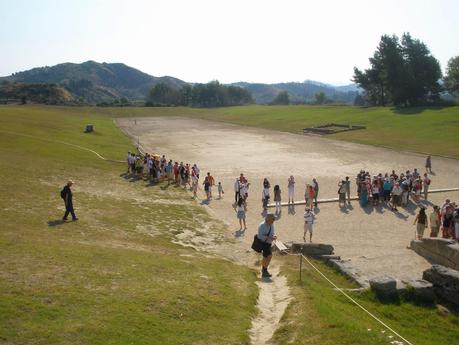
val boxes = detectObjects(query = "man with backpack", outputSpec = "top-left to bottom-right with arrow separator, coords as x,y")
61,180 -> 78,221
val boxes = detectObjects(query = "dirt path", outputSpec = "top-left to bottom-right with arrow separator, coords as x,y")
116,116 -> 459,343
249,265 -> 291,345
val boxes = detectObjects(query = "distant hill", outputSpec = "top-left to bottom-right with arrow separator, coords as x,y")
232,81 -> 359,104
0,61 -> 186,103
0,82 -> 75,105
0,61 -> 360,105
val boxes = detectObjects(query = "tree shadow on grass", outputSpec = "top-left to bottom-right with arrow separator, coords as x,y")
391,105 -> 448,115
47,219 -> 66,227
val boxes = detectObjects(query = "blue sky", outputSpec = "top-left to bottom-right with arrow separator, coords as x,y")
1,0 -> 458,85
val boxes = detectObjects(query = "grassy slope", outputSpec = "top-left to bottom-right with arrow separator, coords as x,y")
0,106 -> 257,344
1,105 -> 458,345
34,104 -> 459,158
272,256 -> 459,345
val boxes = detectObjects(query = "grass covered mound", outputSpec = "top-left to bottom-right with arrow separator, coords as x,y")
0,106 -> 257,344
273,256 -> 459,345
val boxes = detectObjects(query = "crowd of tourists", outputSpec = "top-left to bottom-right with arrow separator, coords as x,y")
120,151 -> 458,278
353,168 -> 431,209
126,151 -> 221,200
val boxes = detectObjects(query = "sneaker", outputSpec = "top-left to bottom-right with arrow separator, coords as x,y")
262,269 -> 272,278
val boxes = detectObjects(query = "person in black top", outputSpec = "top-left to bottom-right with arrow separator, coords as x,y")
62,180 -> 78,221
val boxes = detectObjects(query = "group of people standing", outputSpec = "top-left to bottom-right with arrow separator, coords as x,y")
355,168 -> 431,210
413,199 -> 459,241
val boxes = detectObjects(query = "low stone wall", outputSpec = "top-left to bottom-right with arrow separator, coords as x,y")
423,265 -> 459,307
410,238 -> 459,270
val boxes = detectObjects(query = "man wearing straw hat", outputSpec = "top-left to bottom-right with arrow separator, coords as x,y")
61,180 -> 78,221
257,213 -> 277,278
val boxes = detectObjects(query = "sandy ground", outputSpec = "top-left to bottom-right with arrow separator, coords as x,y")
117,116 -> 459,282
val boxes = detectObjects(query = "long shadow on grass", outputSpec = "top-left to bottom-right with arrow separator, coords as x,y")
392,106 -> 449,115
47,220 -> 67,227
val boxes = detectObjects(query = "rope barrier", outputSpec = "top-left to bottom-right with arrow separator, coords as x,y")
290,252 -> 414,345
0,130 -> 125,163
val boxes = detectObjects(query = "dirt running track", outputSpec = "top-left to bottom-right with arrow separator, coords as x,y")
117,116 -> 459,282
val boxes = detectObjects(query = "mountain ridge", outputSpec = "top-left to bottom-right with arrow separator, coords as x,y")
0,61 -> 359,104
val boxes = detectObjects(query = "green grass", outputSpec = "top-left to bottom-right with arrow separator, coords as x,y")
1,104 -> 458,344
3,104 -> 457,158
272,256 -> 459,345
0,106 -> 258,344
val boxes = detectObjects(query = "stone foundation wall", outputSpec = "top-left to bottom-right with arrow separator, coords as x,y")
410,238 -> 459,270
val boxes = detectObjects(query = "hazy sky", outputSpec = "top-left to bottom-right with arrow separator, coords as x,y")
1,0 -> 458,85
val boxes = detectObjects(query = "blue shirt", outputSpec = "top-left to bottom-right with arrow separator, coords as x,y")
257,222 -> 275,244
165,164 -> 172,173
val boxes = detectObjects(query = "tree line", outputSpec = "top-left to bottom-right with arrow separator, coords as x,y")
146,81 -> 253,107
353,33 -> 459,106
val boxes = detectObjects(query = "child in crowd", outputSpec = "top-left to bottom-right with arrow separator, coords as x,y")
218,182 -> 224,199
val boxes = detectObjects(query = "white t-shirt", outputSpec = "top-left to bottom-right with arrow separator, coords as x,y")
304,211 -> 314,224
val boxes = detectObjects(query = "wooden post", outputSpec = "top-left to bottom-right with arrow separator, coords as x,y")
299,254 -> 303,282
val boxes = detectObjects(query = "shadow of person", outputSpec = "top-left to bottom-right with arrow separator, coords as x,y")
288,204 -> 296,215
47,219 -> 66,227
395,211 -> 409,221
340,206 -> 349,214
261,209 -> 268,217
261,276 -> 273,283
200,199 -> 210,205
430,171 -> 436,176
234,229 -> 246,238
275,211 -> 282,220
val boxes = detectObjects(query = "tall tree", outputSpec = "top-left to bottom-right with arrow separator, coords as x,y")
271,91 -> 290,105
353,33 -> 442,106
444,56 -> 459,97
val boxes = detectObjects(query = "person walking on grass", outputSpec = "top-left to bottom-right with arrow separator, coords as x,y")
413,207 -> 428,240
287,175 -> 295,204
273,185 -> 282,214
236,198 -> 247,231
257,214 -> 277,278
61,180 -> 78,221
303,207 -> 315,242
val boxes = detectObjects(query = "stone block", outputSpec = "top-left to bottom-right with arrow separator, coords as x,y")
410,238 -> 459,270
423,265 -> 459,307
403,279 -> 435,303
291,242 -> 334,257
369,276 -> 397,298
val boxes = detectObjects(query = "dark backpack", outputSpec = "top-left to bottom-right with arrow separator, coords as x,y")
60,187 -> 66,199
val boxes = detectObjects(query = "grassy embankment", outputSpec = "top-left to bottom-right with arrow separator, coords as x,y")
88,104 -> 459,158
272,256 -> 459,345
1,105 -> 458,345
0,106 -> 258,344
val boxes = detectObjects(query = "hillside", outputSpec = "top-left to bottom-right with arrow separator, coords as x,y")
0,61 -> 186,103
0,82 -> 75,105
0,61 -> 360,104
233,81 -> 359,104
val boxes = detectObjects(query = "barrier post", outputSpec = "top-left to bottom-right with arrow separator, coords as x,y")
299,254 -> 303,282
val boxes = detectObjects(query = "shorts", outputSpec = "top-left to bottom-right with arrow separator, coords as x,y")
261,242 -> 272,258
237,210 -> 246,220
416,223 -> 426,236
339,193 -> 346,202
304,223 -> 313,233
